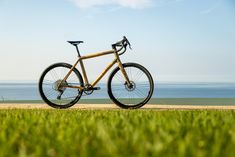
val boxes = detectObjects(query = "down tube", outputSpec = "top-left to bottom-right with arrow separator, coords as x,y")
92,59 -> 117,87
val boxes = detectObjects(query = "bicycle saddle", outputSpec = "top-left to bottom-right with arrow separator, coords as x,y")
67,41 -> 84,46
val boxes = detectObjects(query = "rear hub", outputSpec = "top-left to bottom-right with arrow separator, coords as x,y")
53,80 -> 67,91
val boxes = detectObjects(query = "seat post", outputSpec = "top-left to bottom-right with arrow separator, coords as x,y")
75,45 -> 81,57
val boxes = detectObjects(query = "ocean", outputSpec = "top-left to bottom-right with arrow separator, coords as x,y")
0,82 -> 235,101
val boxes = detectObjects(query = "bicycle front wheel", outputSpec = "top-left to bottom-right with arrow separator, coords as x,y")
39,63 -> 84,109
107,63 -> 154,109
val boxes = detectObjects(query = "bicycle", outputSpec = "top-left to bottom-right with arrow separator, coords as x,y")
39,36 -> 154,109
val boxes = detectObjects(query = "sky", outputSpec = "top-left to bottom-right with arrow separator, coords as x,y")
0,0 -> 235,83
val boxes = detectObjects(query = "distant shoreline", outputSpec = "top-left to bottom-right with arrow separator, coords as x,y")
1,81 -> 235,84
1,98 -> 235,106
1,82 -> 235,100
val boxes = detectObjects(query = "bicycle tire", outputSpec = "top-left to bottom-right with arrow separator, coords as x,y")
107,63 -> 154,109
39,63 -> 84,109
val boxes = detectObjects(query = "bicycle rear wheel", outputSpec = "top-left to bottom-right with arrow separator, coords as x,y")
107,63 -> 154,109
39,63 -> 84,109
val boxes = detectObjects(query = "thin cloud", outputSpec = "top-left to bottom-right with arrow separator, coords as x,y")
70,0 -> 154,9
200,0 -> 222,14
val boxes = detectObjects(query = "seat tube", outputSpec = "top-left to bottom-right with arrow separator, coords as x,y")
79,58 -> 89,84
75,45 -> 88,84
114,52 -> 131,85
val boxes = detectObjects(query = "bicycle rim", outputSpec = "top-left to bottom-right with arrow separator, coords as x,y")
39,63 -> 83,108
108,63 -> 154,109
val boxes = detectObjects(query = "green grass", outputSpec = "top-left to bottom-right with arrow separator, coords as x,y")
1,98 -> 235,106
149,98 -> 235,106
0,110 -> 235,157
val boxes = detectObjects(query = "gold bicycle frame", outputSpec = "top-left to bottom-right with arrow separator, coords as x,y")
62,49 -> 131,90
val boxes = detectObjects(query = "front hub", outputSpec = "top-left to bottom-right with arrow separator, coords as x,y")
125,81 -> 136,92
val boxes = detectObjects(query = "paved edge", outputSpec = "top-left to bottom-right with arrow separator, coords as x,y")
0,103 -> 235,110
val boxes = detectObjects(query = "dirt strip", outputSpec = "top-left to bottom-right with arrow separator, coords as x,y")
0,104 -> 235,110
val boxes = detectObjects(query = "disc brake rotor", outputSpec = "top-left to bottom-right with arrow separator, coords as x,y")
125,81 -> 136,92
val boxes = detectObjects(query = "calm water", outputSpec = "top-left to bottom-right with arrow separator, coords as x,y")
0,82 -> 235,100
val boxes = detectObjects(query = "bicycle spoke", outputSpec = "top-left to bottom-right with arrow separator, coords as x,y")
109,64 -> 153,108
113,72 -> 125,84
39,64 -> 83,107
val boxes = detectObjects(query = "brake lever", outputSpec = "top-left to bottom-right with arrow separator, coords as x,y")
126,40 -> 132,50
123,36 -> 132,50
129,44 -> 132,50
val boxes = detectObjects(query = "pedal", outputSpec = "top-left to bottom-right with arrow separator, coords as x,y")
92,87 -> 101,90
